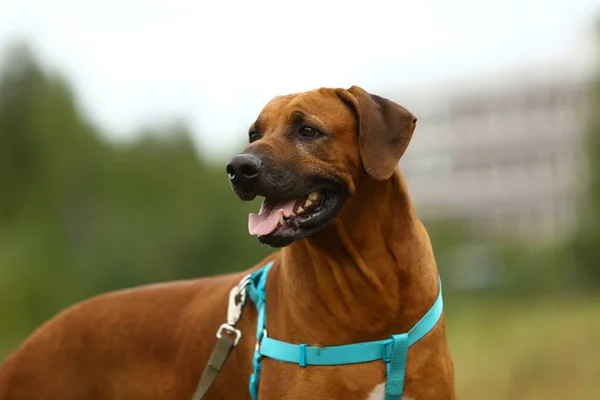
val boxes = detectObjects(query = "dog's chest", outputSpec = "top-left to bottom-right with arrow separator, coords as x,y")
366,383 -> 413,400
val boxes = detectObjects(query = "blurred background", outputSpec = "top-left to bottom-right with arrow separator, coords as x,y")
1,1 -> 600,398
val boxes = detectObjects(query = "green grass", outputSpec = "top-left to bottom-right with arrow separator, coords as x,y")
446,293 -> 600,400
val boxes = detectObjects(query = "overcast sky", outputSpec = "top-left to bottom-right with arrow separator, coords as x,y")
1,0 -> 599,160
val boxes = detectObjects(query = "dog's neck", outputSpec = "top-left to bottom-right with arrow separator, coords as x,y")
271,169 -> 440,344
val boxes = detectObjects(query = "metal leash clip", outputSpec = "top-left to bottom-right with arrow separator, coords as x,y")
216,274 -> 252,346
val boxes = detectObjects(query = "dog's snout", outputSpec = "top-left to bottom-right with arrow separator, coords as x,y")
226,154 -> 262,182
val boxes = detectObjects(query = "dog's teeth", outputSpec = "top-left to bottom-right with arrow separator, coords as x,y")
297,207 -> 305,214
304,199 -> 313,208
279,215 -> 285,225
308,191 -> 319,201
290,212 -> 296,217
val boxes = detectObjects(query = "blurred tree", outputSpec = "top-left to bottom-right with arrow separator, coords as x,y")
570,29 -> 600,287
0,44 -> 271,358
571,132 -> 600,280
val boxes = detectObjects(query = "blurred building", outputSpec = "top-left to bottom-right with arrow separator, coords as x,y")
392,62 -> 593,243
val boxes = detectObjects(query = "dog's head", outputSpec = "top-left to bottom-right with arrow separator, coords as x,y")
226,86 -> 417,247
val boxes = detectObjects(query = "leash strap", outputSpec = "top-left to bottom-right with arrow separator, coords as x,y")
192,268 -> 261,400
191,335 -> 236,400
191,262 -> 274,400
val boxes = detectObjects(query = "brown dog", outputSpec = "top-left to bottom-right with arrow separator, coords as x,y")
0,86 -> 455,399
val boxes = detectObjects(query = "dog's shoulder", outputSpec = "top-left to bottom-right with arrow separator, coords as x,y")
0,272 -> 245,395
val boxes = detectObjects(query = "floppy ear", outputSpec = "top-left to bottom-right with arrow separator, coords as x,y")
337,86 -> 417,180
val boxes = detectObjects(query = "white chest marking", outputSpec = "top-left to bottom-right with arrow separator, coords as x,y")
366,383 -> 385,400
366,383 -> 413,400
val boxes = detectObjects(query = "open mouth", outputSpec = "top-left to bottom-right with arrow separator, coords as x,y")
248,187 -> 345,247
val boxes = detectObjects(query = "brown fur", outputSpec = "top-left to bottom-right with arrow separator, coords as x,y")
0,87 -> 455,399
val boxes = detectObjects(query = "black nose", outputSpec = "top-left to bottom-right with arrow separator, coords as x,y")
226,154 -> 262,182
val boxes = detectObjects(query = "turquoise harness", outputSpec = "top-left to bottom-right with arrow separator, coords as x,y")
244,261 -> 444,400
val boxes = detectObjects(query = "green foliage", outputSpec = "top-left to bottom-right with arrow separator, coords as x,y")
0,44 -> 271,357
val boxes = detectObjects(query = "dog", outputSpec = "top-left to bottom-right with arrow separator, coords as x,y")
0,86 -> 456,399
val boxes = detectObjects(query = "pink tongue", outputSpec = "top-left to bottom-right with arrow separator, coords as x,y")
248,199 -> 297,236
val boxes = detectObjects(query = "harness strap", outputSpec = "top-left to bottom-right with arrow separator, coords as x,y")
259,278 -> 443,365
255,277 -> 443,399
384,333 -> 409,399
246,262 -> 274,400
193,261 -> 443,400
260,336 -> 395,365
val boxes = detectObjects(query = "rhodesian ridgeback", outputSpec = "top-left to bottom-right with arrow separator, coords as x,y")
0,86 -> 455,399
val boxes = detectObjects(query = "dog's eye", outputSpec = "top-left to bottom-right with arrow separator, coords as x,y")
249,131 -> 260,143
298,126 -> 322,138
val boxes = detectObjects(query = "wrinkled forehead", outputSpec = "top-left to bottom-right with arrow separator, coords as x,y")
251,88 -> 355,132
